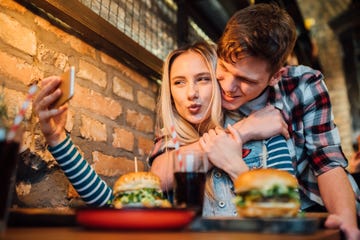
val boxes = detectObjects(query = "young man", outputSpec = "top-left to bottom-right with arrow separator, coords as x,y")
151,3 -> 359,239
214,3 -> 360,239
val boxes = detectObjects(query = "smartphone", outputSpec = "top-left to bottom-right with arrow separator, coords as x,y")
51,66 -> 75,108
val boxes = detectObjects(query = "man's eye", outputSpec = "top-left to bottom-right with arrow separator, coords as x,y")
197,77 -> 211,82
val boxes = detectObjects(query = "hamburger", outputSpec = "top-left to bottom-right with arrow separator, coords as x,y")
112,171 -> 171,208
233,169 -> 300,217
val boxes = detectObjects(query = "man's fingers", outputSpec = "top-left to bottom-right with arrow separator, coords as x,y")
324,214 -> 342,229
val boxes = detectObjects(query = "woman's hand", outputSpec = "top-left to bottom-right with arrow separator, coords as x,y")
33,76 -> 68,146
199,124 -> 248,180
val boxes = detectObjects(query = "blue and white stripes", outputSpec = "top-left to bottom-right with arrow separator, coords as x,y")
48,136 -> 113,206
266,135 -> 295,175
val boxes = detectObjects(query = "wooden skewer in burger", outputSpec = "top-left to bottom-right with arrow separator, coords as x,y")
233,169 -> 300,217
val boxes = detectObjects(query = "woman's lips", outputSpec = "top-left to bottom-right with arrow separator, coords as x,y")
188,104 -> 201,113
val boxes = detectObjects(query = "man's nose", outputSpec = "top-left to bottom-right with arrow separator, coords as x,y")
219,77 -> 237,93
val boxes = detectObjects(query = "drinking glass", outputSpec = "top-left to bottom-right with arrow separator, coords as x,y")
173,150 -> 207,214
0,129 -> 21,234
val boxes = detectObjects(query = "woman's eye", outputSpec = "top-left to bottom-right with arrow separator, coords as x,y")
173,80 -> 185,85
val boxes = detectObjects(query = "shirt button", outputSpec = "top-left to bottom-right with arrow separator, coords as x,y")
233,211 -> 238,216
218,201 -> 226,208
214,171 -> 222,178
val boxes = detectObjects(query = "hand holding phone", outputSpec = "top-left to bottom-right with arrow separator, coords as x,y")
51,66 -> 75,108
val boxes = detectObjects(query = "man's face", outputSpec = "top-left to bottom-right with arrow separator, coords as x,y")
216,56 -> 275,110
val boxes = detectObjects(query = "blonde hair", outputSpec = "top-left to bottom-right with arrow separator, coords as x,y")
155,41 -> 223,143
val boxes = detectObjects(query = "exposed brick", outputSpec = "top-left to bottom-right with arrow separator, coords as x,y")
137,90 -> 155,111
150,81 -> 160,94
79,114 -> 107,142
66,35 -> 96,59
100,52 -> 125,70
37,43 -> 69,70
78,60 -> 107,88
92,151 -> 145,177
71,84 -> 122,120
0,12 -> 36,55
0,0 -> 27,13
67,183 -> 80,199
34,16 -> 96,59
0,51 -> 40,85
112,127 -> 134,151
113,75 -> 134,101
65,108 -> 75,132
126,109 -> 153,133
100,52 -> 149,88
137,136 -> 154,156
3,88 -> 31,120
15,181 -> 31,197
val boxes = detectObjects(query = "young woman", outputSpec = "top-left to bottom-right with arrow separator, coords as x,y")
148,41 -> 294,216
34,41 -> 293,216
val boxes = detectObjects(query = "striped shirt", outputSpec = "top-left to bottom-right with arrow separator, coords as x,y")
48,136 -> 113,206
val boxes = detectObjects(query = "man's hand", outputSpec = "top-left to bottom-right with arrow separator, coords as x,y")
233,105 -> 289,143
325,214 -> 360,240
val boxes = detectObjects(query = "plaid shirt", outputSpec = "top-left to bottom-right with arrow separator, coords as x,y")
268,65 -> 360,210
148,64 -> 360,212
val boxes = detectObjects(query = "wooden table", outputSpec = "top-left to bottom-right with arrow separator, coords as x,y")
2,209 -> 342,240
2,227 -> 341,240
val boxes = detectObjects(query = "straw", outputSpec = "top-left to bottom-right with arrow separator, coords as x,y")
134,156 -> 138,172
6,84 -> 38,141
170,125 -> 180,150
170,125 -> 181,169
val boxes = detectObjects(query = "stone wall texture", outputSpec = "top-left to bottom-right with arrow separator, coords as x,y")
0,0 -> 159,208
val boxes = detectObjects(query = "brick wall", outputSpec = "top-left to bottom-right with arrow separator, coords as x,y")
0,0 -> 159,207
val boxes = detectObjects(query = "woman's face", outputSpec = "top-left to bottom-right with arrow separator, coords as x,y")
170,51 -> 213,125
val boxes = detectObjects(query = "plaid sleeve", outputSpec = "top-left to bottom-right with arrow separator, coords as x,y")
301,69 -> 347,175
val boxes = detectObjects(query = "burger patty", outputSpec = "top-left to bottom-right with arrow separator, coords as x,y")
234,185 -> 299,207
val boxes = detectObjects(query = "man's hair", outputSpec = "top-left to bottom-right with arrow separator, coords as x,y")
217,3 -> 297,74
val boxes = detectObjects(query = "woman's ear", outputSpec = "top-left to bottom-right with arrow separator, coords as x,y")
269,67 -> 286,86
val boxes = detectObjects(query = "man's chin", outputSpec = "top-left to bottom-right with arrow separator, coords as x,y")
222,100 -> 241,110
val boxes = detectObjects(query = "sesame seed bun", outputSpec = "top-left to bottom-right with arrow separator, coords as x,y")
233,169 -> 300,218
113,171 -> 161,193
234,168 -> 298,194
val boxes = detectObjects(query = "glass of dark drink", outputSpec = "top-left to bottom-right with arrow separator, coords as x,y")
0,135 -> 21,234
173,150 -> 207,215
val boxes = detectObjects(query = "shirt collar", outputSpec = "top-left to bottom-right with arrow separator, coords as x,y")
239,88 -> 269,116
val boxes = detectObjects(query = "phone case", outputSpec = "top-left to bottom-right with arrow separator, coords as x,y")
51,66 -> 75,108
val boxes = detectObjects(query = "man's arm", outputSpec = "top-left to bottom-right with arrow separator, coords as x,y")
319,167 -> 360,239
232,105 -> 289,143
